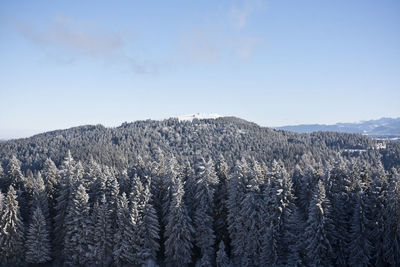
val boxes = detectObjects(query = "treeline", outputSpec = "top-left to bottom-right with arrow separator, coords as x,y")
1,151 -> 400,266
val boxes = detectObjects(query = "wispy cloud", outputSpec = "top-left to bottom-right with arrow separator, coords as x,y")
230,0 -> 265,30
17,16 -> 122,58
181,29 -> 220,64
16,16 -> 160,74
235,37 -> 261,59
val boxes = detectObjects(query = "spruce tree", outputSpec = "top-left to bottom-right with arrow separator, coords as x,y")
303,180 -> 335,266
0,186 -> 25,265
164,174 -> 194,266
348,181 -> 373,267
5,155 -> 25,191
41,158 -> 60,211
138,184 -> 160,264
54,150 -> 76,256
216,241 -> 230,267
63,184 -> 93,266
382,168 -> 400,265
92,194 -> 113,266
25,206 -> 52,264
193,156 -> 218,266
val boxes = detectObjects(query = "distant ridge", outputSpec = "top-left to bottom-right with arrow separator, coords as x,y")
176,113 -> 221,122
277,117 -> 400,138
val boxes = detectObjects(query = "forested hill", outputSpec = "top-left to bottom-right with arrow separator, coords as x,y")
1,117 -> 400,266
0,116 -> 398,172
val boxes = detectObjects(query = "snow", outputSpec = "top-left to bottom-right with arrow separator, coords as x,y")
176,113 -> 222,122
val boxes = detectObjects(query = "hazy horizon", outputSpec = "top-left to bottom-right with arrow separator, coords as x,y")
1,0 -> 399,139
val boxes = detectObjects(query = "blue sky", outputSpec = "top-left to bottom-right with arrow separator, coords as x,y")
1,0 -> 399,139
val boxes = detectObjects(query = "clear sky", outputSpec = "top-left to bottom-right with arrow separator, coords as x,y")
1,0 -> 399,139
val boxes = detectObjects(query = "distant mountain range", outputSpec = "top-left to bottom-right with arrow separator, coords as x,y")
277,117 -> 400,138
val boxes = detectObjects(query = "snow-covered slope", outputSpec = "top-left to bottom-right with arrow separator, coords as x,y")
176,113 -> 222,122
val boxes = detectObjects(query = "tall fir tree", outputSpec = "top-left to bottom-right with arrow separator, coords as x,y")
92,194 -> 113,266
303,180 -> 335,266
41,158 -> 60,211
382,168 -> 400,265
0,186 -> 25,265
192,156 -> 218,266
25,206 -> 52,264
348,180 -> 373,267
164,173 -> 194,266
63,183 -> 93,266
113,193 -> 139,266
216,240 -> 230,267
137,184 -> 160,265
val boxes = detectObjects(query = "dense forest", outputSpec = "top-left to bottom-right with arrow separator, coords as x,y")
0,117 -> 400,266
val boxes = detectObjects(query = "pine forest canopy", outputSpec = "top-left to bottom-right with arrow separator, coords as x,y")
0,116 -> 399,266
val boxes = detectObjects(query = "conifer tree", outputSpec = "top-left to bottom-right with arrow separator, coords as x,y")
137,184 -> 160,264
193,156 -> 218,266
63,183 -> 93,266
41,158 -> 60,210
303,180 -> 335,266
113,193 -> 139,266
5,155 -> 25,191
92,194 -> 113,266
216,241 -> 230,267
382,169 -> 400,265
164,174 -> 194,266
0,186 -> 25,265
348,181 -> 373,267
25,206 -> 51,264
54,150 -> 76,255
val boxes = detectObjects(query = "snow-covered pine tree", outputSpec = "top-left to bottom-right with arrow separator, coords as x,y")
113,192 -> 140,265
25,206 -> 51,264
0,164 -> 6,192
5,155 -> 25,191
303,180 -> 335,266
0,186 -> 25,265
370,163 -> 389,266
216,240 -> 230,267
137,183 -> 160,265
214,155 -> 230,247
41,158 -> 60,211
54,150 -> 76,256
348,180 -> 373,267
227,158 -> 248,264
164,173 -> 194,266
192,156 -> 218,266
382,168 -> 400,265
63,183 -> 93,266
238,159 -> 264,266
92,194 -> 113,266
32,172 -> 50,225
326,159 -> 352,266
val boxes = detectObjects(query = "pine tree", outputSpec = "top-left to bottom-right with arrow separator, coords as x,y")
216,241 -> 230,267
326,160 -> 352,266
138,184 -> 160,264
164,174 -> 194,266
0,186 -> 25,265
192,156 -> 218,266
54,150 -> 76,256
92,194 -> 113,266
5,155 -> 25,191
113,193 -> 138,266
303,180 -> 335,266
25,206 -> 52,264
348,181 -> 373,267
382,168 -> 400,265
227,158 -> 248,263
214,155 -> 230,247
32,172 -> 50,226
41,158 -> 60,211
63,184 -> 93,266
